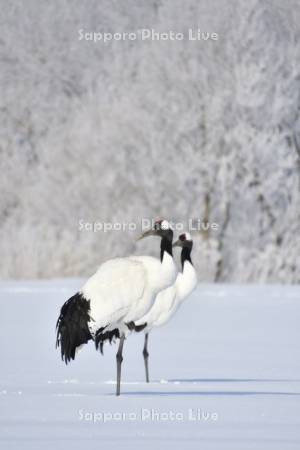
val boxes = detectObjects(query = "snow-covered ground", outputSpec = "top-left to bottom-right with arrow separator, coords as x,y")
1,281 -> 300,449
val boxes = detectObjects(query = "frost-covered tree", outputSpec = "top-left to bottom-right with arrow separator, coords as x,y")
0,0 -> 299,281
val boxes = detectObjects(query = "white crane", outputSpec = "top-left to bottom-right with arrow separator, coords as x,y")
56,219 -> 177,395
134,232 -> 197,382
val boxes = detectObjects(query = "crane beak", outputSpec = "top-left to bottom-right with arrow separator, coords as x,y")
136,229 -> 157,241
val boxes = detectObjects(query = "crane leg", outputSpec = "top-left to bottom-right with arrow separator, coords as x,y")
143,333 -> 150,383
116,334 -> 125,396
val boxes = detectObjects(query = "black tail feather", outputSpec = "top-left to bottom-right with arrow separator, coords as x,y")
94,321 -> 147,355
95,327 -> 120,354
126,321 -> 147,332
56,293 -> 92,364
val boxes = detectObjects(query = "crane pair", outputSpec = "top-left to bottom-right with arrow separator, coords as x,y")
56,219 -> 197,396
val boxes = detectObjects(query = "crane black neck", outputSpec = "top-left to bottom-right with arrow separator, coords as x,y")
160,236 -> 173,262
181,246 -> 192,269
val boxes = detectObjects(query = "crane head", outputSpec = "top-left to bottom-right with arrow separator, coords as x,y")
173,232 -> 193,248
137,219 -> 173,242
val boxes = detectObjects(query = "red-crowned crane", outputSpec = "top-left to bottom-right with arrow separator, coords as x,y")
56,219 -> 177,395
134,233 -> 197,382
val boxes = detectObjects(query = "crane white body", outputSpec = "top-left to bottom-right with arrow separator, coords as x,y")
135,260 -> 197,332
82,252 -> 177,338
